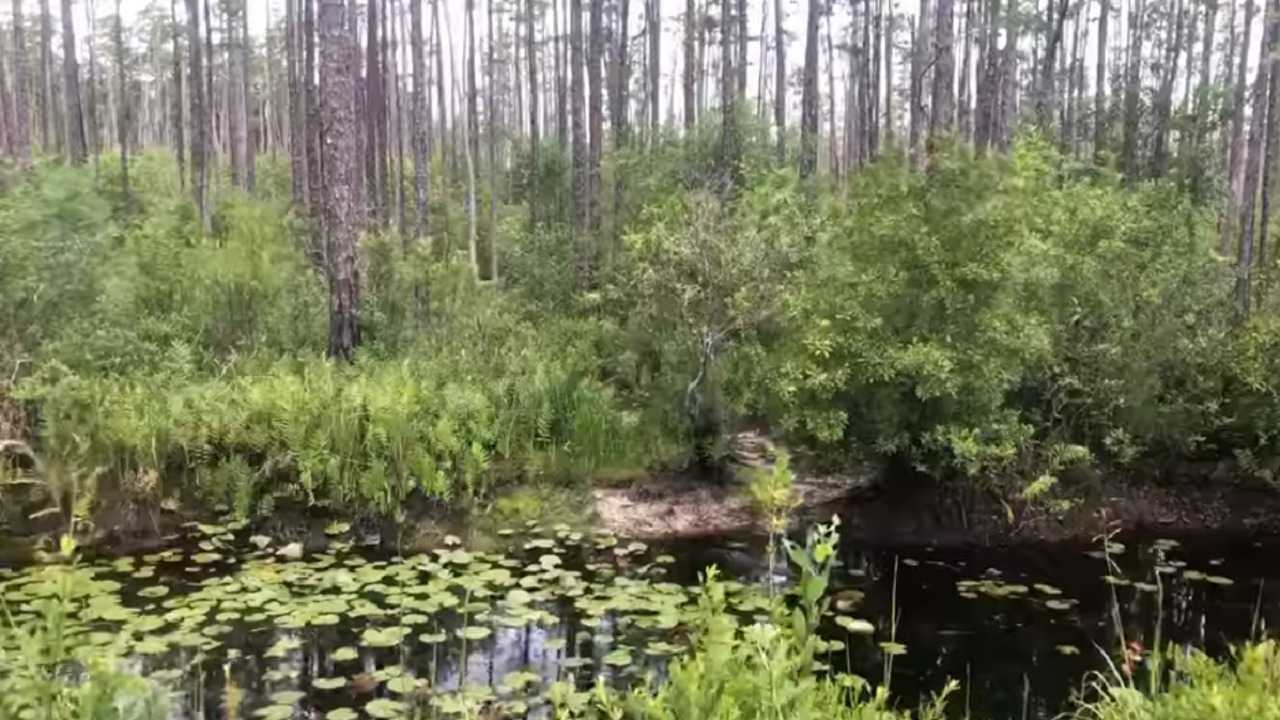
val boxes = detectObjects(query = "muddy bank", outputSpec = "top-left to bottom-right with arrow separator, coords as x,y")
592,434 -> 1280,545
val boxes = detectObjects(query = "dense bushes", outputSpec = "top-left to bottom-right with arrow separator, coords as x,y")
6,132 -> 1280,520
753,140 -> 1278,490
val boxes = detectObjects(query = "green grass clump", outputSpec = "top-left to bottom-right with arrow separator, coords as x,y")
1072,641 -> 1280,720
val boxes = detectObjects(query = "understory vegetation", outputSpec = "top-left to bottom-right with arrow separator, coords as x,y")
5,126 -> 1280,522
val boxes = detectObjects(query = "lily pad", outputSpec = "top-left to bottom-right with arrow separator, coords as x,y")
331,646 -> 359,662
603,649 -> 632,666
458,625 -> 492,641
252,705 -> 294,720
313,677 -> 347,690
270,690 -> 306,705
364,699 -> 408,719
325,710 -> 358,720
835,616 -> 875,635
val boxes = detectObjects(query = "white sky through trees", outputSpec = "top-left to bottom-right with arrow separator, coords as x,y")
8,0 -> 1272,136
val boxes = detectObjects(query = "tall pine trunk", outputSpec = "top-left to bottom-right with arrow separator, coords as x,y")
1224,0 -> 1256,254
931,0 -> 955,140
799,0 -> 819,179
61,0 -> 86,165
588,0 -> 602,237
172,0 -> 187,191
570,0 -> 587,244
114,0 -> 129,208
320,0 -> 361,360
684,0 -> 697,130
1094,0 -> 1108,162
12,0 -> 32,166
410,0 -> 429,242
185,0 -> 209,232
1238,0 -> 1279,316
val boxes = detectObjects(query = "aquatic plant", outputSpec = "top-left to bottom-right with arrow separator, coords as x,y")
0,536 -> 169,720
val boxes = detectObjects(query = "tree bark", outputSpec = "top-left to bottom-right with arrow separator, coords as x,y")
1224,0 -> 1256,254
114,0 -> 129,208
685,0 -> 697,131
588,0 -> 602,237
570,0 -> 587,241
649,0 -> 660,137
1259,8 -> 1280,275
185,0 -> 208,232
11,0 -> 32,166
38,0 -> 51,152
527,0 -> 540,166
84,0 -> 99,173
1121,0 -> 1146,183
931,0 -> 955,140
0,28 -> 13,158
60,0 -> 86,165
773,0 -> 785,160
410,0 -> 429,242
958,0 -> 973,141
320,0 -> 361,360
799,0 -> 819,179
1191,0 -> 1216,192
487,0 -> 498,280
910,0 -> 931,167
1094,0 -> 1108,162
1239,0 -> 1279,316
242,0 -> 255,191
885,4 -> 894,148
172,0 -> 187,191
1150,0 -> 1184,178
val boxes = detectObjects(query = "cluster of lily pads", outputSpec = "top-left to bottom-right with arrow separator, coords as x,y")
0,519 -> 881,719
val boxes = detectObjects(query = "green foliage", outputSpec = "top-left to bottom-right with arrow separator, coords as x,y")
0,536 -> 169,720
1072,641 -> 1280,720
549,519 -> 957,720
762,139 -> 1249,488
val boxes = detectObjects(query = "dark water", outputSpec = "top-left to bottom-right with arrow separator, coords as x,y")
2,522 -> 1277,720
674,529 -> 1280,719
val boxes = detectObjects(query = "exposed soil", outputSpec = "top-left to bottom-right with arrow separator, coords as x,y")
592,433 -> 1280,545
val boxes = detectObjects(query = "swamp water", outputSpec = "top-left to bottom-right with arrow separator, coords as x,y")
1,519 -> 1277,720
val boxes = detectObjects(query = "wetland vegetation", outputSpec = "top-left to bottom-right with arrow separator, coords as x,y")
6,0 -> 1280,715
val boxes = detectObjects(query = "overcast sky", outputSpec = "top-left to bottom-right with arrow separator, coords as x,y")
8,0 -> 1269,128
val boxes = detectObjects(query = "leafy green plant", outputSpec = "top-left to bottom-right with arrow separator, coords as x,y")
0,536 -> 169,720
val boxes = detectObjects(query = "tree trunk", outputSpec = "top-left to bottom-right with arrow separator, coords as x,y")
649,0 -> 660,137
773,0 -> 784,160
84,0 -> 99,173
588,0 -> 602,237
204,0 -> 214,167
1036,0 -> 1068,139
931,0 -> 955,140
487,0 -> 498,280
957,0 -> 973,141
114,0 -> 129,208
1191,0 -> 1216,193
60,0 -> 86,165
0,28 -> 13,158
1259,9 -> 1280,276
11,0 -> 32,166
320,0 -> 361,360
1120,0 -> 1145,183
885,4 -> 894,148
685,0 -> 697,130
910,0 -> 931,167
1224,0 -> 1256,254
527,0 -> 540,167
799,0 -> 819,179
38,0 -> 51,152
1094,0 -> 1108,162
172,0 -> 187,191
1239,0 -> 1279,316
410,0 -> 429,242
554,0 -> 567,148
570,0 -> 587,243
242,0 -> 255,192
825,8 -> 838,176
367,0 -> 384,223
185,0 -> 208,232
1150,0 -> 1184,178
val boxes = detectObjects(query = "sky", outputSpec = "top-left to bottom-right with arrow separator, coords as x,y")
9,0 -> 1271,132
